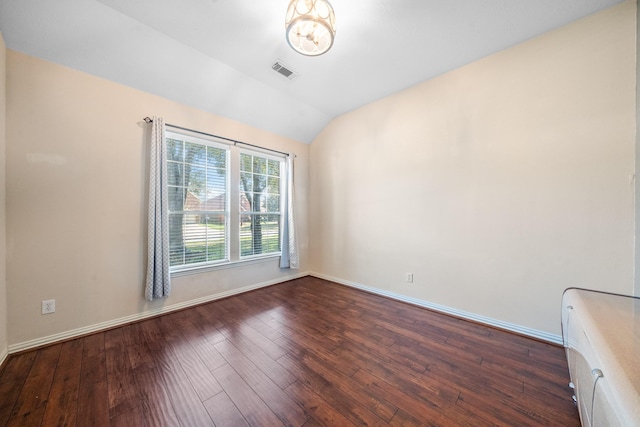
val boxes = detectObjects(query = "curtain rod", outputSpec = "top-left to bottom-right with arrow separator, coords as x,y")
143,117 -> 289,157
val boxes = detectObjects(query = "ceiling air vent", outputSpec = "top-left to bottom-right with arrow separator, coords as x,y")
271,61 -> 299,81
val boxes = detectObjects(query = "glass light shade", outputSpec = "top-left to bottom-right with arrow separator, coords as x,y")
285,0 -> 336,56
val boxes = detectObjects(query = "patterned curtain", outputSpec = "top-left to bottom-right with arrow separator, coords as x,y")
280,154 -> 299,269
145,117 -> 171,300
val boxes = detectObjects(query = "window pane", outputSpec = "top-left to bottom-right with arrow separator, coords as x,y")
267,195 -> 280,213
267,159 -> 280,177
203,192 -> 225,211
207,146 -> 226,168
167,132 -> 229,270
239,213 -> 281,256
206,168 -> 226,204
263,214 -> 281,253
240,214 -> 271,256
167,162 -> 183,186
240,215 -> 253,257
184,191 -> 201,211
205,214 -> 226,261
252,193 -> 265,212
207,168 -> 226,190
252,174 -> 267,193
240,172 -> 253,191
186,165 -> 205,201
169,213 -> 185,266
253,157 -> 266,174
185,142 -> 206,167
180,212 -> 226,263
239,152 -> 283,258
184,214 -> 207,264
267,176 -> 280,194
168,187 -> 185,212
167,138 -> 184,162
240,153 -> 252,172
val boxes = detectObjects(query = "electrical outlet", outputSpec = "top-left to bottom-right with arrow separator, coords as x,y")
42,299 -> 56,315
405,273 -> 414,283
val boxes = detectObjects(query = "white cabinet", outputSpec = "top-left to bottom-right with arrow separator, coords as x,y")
562,289 -> 639,427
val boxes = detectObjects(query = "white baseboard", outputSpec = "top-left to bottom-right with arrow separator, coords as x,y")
8,270 -> 562,354
8,271 -> 310,354
310,271 -> 563,345
0,347 -> 7,369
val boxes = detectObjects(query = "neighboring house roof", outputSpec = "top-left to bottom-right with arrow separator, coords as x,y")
183,191 -> 250,212
184,191 -> 202,211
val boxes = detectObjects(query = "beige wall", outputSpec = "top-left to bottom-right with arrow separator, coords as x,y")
5,51 -> 309,347
636,0 -> 640,298
310,1 -> 636,337
0,33 -> 8,362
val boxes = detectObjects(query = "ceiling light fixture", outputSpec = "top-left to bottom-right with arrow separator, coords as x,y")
285,0 -> 336,56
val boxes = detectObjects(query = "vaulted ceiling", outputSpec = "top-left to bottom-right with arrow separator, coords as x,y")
0,0 -> 625,143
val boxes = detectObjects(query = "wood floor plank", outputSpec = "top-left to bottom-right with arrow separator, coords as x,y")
156,354 -> 215,426
0,277 -> 580,427
77,366 -> 109,426
339,344 -> 460,416
212,363 -> 285,427
275,335 -> 358,378
390,408 -> 441,427
220,328 -> 298,389
301,418 -> 325,427
217,295 -> 285,342
277,352 -> 389,427
352,368 -> 470,427
157,314 -> 223,402
218,314 -> 288,361
138,319 -> 175,372
266,312 -> 343,353
456,390 -> 556,427
480,351 -> 570,397
77,333 -> 110,426
138,310 -> 207,413
110,405 -> 147,427
5,407 -> 46,427
187,333 -> 228,373
215,339 -> 309,426
425,360 -> 524,399
134,367 -> 181,427
341,327 -> 429,374
122,323 -> 156,374
520,382 -> 582,426
291,347 -> 398,423
190,305 -> 229,344
165,310 -> 227,373
5,344 -> 61,426
0,352 -> 37,385
105,328 -> 141,419
171,345 -> 223,402
41,339 -> 83,427
284,380 -> 357,427
0,380 -> 23,426
203,391 -> 250,427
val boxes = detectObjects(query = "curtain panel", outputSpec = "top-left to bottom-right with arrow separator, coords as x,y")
145,117 -> 171,300
280,154 -> 299,269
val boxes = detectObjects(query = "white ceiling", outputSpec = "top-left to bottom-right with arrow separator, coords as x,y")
0,0 -> 625,143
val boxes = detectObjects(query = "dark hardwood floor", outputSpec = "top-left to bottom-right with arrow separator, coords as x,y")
0,276 -> 580,426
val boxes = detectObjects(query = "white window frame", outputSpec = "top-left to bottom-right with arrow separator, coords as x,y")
166,130 -> 285,275
166,130 -> 230,273
238,149 -> 285,260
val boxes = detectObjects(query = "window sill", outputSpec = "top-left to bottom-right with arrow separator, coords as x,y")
170,254 -> 281,278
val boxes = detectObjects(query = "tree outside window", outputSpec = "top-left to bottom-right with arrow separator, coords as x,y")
239,152 -> 281,257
